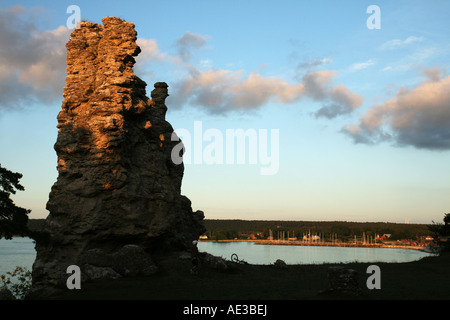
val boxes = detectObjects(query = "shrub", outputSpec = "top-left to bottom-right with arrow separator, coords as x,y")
0,266 -> 32,299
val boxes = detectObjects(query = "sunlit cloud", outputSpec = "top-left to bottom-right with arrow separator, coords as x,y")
0,8 -> 362,121
136,38 -> 167,63
134,38 -> 167,79
165,33 -> 362,116
0,6 -> 70,111
342,68 -> 450,150
170,67 -> 363,116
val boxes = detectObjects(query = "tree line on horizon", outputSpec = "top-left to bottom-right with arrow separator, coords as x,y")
203,219 -> 435,242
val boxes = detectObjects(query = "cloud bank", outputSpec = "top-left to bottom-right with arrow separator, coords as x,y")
0,7 -> 362,121
165,32 -> 362,116
343,68 -> 450,150
1,6 -> 447,153
169,66 -> 363,116
0,6 -> 70,111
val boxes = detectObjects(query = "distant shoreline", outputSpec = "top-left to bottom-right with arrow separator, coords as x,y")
199,239 -> 431,251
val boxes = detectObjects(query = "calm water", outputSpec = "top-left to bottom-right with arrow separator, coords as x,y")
198,241 -> 435,265
0,238 -> 36,275
0,238 -> 435,275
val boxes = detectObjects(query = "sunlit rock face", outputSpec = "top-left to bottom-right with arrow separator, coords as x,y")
31,17 -> 204,296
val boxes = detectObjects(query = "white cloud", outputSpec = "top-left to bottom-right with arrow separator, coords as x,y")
349,59 -> 375,72
136,38 -> 167,63
380,47 -> 437,73
380,36 -> 424,50
134,38 -> 167,79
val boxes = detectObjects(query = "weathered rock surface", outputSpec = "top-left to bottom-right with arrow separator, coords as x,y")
199,252 -> 231,272
320,266 -> 362,296
31,17 -> 205,297
273,259 -> 287,269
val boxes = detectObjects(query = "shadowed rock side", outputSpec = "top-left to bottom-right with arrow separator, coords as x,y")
31,17 -> 205,297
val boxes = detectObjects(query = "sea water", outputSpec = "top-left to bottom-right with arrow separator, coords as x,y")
198,241 -> 435,265
0,238 -> 36,275
0,238 -> 435,275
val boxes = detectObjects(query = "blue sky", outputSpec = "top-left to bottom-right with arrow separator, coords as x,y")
0,0 -> 449,224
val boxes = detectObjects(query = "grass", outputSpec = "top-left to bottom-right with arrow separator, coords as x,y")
46,250 -> 450,301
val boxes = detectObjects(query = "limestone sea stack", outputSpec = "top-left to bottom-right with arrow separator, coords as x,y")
31,17 -> 205,296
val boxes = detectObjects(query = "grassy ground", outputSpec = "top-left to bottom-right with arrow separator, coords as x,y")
49,250 -> 450,301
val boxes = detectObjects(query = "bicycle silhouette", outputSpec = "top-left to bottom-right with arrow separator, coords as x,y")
231,253 -> 248,264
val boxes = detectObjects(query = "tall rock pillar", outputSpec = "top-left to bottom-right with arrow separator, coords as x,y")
31,17 -> 204,296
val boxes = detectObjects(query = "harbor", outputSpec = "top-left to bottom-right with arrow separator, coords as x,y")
252,239 -> 426,250
200,239 -> 428,251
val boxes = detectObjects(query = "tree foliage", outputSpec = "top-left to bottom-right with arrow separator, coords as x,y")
204,219 -> 431,241
0,266 -> 32,299
0,163 -> 31,239
428,213 -> 450,241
